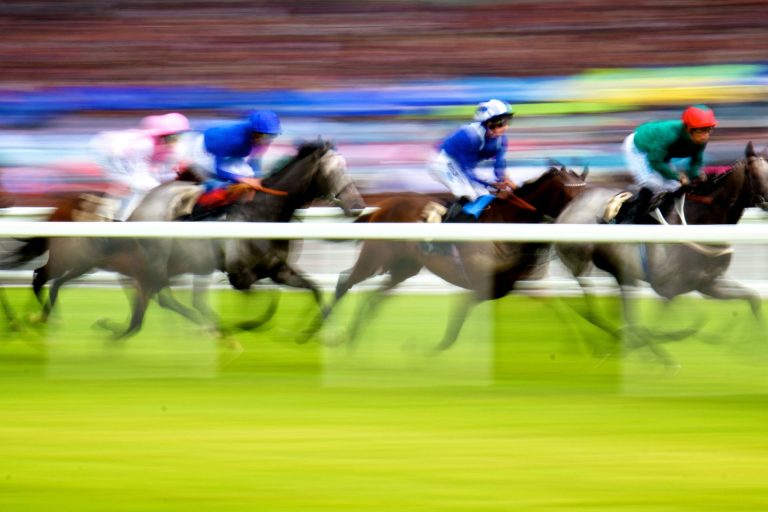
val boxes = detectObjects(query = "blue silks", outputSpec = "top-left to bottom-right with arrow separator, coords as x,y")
461,195 -> 495,218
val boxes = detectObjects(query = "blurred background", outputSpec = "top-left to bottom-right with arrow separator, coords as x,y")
3,3 -> 768,511
2,0 -> 768,199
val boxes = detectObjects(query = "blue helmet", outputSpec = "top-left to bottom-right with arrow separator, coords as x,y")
248,110 -> 282,135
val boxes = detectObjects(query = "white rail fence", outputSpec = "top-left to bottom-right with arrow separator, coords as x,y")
1,207 -> 768,295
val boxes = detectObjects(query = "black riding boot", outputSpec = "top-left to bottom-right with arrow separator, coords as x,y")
634,188 -> 670,224
608,187 -> 652,225
443,197 -> 475,223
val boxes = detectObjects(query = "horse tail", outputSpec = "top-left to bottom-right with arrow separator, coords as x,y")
2,237 -> 48,268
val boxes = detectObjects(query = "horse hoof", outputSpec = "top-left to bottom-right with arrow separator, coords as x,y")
26,312 -> 45,325
92,318 -> 122,336
313,326 -> 345,348
7,319 -> 24,333
295,330 -> 314,344
218,337 -> 243,353
663,363 -> 682,376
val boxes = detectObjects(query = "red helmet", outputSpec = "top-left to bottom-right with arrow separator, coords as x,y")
681,105 -> 717,129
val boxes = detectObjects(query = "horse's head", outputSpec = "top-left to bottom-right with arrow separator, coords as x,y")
744,141 -> 768,210
314,142 -> 367,216
263,140 -> 366,217
512,164 -> 588,220
683,142 -> 768,223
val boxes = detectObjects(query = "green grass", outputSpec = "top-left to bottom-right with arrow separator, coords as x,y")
1,287 -> 767,511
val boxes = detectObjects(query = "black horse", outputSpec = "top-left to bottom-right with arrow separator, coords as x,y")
14,141 -> 366,339
554,142 -> 768,367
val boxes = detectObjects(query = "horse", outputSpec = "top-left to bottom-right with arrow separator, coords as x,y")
327,165 -> 588,352
554,142 -> 768,367
14,141 -> 366,339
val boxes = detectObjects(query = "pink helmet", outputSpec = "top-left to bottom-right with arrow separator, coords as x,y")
141,113 -> 190,136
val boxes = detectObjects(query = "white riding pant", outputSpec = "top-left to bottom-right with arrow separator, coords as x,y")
622,133 -> 681,193
427,150 -> 491,201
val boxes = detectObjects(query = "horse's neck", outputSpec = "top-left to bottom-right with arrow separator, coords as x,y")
258,166 -> 319,222
262,152 -> 319,206
685,166 -> 747,225
516,179 -> 566,218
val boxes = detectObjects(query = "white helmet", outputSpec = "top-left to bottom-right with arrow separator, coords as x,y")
473,99 -> 513,123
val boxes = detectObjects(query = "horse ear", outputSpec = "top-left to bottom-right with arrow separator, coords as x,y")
746,141 -> 756,157
582,165 -> 590,179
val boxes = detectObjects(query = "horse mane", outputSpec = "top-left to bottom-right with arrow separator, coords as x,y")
266,140 -> 331,179
515,166 -> 562,196
689,161 -> 743,196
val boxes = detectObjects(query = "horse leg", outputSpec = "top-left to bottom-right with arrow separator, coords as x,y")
32,264 -> 49,305
430,293 -> 480,353
697,277 -> 766,342
0,287 -> 21,332
153,286 -> 212,328
235,288 -> 281,332
265,263 -> 326,343
103,279 -> 155,340
331,241 -> 390,315
345,259 -> 423,351
558,276 -> 626,358
618,285 -> 679,370
38,268 -> 83,323
189,274 -> 226,334
640,297 -> 705,344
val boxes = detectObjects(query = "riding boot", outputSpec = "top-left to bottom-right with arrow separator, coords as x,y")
423,197 -> 472,255
442,197 -> 471,223
629,187 -> 655,224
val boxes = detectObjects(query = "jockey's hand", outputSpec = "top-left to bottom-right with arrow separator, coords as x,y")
678,173 -> 690,186
239,177 -> 263,190
494,179 -> 517,192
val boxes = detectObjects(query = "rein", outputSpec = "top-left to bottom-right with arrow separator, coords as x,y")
502,192 -> 537,212
252,183 -> 288,196
684,193 -> 713,205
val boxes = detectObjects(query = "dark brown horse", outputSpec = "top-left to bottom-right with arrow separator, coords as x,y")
328,165 -> 588,352
554,142 -> 768,367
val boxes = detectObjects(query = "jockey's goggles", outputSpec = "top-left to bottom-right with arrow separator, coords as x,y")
158,133 -> 181,144
486,118 -> 510,129
253,132 -> 277,142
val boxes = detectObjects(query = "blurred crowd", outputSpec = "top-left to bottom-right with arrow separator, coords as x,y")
2,1 -> 768,90
2,1 -> 768,202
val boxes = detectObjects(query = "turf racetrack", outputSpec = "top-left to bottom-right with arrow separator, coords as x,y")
1,287 -> 767,511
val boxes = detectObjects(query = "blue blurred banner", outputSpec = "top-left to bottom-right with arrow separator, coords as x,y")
3,64 -> 767,127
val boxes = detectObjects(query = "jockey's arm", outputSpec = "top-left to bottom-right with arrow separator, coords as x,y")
686,146 -> 706,179
648,157 -> 678,181
644,145 -> 679,180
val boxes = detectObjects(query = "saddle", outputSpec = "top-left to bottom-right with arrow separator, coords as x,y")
72,193 -> 120,222
184,184 -> 257,221
604,188 -> 680,225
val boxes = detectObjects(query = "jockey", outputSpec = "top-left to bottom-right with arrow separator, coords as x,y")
176,109 -> 282,193
90,112 -> 190,220
618,104 -> 717,223
428,99 -> 515,222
